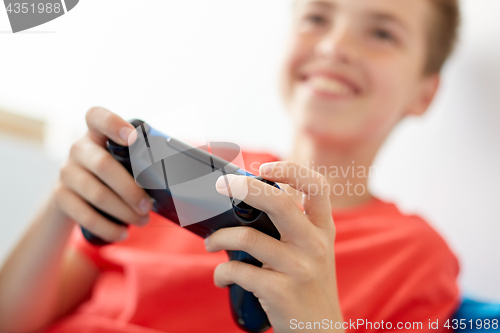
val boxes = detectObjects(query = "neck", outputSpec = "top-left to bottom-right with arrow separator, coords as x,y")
284,129 -> 380,210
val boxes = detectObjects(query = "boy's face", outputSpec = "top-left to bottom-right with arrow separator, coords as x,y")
281,0 -> 439,146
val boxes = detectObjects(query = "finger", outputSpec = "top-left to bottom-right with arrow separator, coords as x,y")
216,174 -> 312,241
213,260 -> 280,292
70,138 -> 153,216
54,183 -> 129,242
259,161 -> 333,229
61,161 -> 149,226
85,107 -> 137,146
205,227 -> 289,271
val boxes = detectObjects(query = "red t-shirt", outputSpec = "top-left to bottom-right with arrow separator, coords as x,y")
44,151 -> 460,333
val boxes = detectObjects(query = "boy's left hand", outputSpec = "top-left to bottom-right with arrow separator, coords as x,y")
205,161 -> 344,333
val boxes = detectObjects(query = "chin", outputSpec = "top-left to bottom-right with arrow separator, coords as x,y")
296,114 -> 368,148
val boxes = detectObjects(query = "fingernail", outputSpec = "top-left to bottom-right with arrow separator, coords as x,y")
216,174 -> 235,190
120,127 -> 133,142
118,230 -> 128,241
204,236 -> 210,247
138,198 -> 152,214
139,215 -> 150,226
260,162 -> 277,176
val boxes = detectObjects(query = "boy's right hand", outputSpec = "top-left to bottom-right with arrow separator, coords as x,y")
54,107 -> 153,243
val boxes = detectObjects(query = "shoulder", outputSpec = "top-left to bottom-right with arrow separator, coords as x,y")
388,200 -> 456,256
374,203 -> 461,320
335,199 -> 461,322
392,201 -> 460,278
336,198 -> 459,273
387,202 -> 456,262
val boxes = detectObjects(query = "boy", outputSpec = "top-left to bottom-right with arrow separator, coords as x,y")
0,0 -> 461,332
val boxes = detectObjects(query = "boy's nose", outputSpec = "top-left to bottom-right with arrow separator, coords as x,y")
315,23 -> 359,66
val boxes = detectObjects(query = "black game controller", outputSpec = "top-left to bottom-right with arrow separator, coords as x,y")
81,120 -> 280,333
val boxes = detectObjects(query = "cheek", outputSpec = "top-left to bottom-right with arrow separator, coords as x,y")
280,35 -> 314,105
367,57 -> 416,119
351,57 -> 417,140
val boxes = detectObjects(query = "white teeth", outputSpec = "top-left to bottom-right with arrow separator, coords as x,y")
308,76 -> 354,96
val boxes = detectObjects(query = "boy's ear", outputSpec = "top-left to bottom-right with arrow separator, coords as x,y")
406,74 -> 441,117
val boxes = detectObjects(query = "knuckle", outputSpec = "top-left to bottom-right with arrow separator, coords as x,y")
89,186 -> 108,204
80,212 -> 98,230
294,258 -> 314,282
235,227 -> 258,249
263,275 -> 287,301
59,162 -> 71,182
226,260 -> 243,276
92,152 -> 112,174
68,140 -> 82,159
274,195 -> 294,214
274,279 -> 289,300
313,244 -> 328,259
310,237 -> 330,259
101,111 -> 116,130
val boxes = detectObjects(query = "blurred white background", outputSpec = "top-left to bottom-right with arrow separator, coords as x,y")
0,0 -> 499,300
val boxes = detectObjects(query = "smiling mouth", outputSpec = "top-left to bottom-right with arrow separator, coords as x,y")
300,74 -> 360,99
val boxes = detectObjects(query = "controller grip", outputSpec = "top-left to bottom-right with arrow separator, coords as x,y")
81,206 -> 126,246
227,250 -> 271,332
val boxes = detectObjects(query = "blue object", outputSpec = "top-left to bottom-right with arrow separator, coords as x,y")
452,297 -> 500,331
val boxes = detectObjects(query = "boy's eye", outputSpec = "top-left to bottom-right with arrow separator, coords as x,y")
299,12 -> 329,28
371,28 -> 397,43
305,14 -> 328,26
